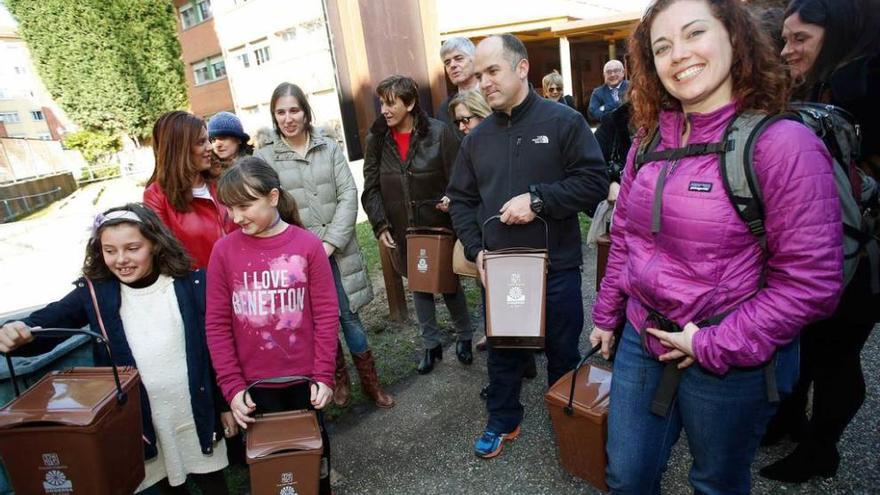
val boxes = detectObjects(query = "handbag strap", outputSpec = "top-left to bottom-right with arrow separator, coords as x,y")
83,277 -> 127,404
84,277 -> 110,341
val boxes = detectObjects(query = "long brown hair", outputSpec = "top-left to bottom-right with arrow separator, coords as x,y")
217,157 -> 304,228
629,0 -> 790,131
83,203 -> 192,281
147,111 -> 208,212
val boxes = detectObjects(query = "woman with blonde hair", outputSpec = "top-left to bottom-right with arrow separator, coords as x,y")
541,70 -> 576,109
447,90 -> 491,136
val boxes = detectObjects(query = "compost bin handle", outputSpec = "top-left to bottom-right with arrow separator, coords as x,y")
244,375 -> 317,411
564,344 -> 602,416
480,214 -> 549,253
3,327 -> 128,405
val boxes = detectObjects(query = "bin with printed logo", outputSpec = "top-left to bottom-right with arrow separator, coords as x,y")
246,377 -> 323,495
545,345 -> 611,491
406,227 -> 457,294
482,216 -> 549,349
0,321 -> 94,494
0,329 -> 143,495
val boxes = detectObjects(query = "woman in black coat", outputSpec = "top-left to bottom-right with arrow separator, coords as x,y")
361,75 -> 474,374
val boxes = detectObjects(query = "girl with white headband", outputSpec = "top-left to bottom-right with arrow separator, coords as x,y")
0,203 -> 233,494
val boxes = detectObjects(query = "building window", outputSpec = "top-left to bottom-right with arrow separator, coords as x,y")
0,88 -> 9,99
193,54 -> 226,85
210,56 -> 226,79
193,61 -> 210,85
278,28 -> 297,42
254,45 -> 271,66
13,66 -> 25,75
179,0 -> 211,30
236,51 -> 250,69
179,4 -> 196,29
31,110 -> 45,121
196,0 -> 211,22
37,133 -> 52,140
0,111 -> 21,123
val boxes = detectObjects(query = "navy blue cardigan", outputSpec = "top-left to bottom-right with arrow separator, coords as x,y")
19,271 -> 223,460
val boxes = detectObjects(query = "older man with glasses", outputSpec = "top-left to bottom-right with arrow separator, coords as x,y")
588,59 -> 628,122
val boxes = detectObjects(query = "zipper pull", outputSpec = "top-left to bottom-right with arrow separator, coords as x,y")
515,136 -> 522,156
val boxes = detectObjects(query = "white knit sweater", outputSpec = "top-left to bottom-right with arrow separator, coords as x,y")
120,274 -> 227,490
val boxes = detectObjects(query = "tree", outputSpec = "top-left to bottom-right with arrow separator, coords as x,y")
5,0 -> 187,139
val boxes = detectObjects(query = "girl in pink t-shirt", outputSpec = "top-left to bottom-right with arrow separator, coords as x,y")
205,157 -> 338,493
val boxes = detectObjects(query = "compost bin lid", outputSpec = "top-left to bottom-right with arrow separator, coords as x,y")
0,368 -> 136,428
545,364 -> 612,424
246,410 -> 323,460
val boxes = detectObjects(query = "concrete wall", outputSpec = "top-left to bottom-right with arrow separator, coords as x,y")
0,172 -> 76,222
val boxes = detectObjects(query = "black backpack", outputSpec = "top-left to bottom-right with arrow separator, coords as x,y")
635,103 -> 879,293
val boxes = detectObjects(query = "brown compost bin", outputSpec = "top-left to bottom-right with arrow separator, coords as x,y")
545,357 -> 612,491
483,248 -> 549,349
247,409 -> 323,495
0,366 -> 144,495
406,227 -> 458,294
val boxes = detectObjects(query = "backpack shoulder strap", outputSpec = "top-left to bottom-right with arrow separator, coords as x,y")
635,126 -> 733,169
634,127 -> 662,172
719,111 -> 796,240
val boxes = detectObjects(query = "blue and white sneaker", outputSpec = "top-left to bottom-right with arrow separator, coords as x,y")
474,425 -> 521,459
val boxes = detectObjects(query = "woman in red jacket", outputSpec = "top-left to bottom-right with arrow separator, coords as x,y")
144,111 -> 234,268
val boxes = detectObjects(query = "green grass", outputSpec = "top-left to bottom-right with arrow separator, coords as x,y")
579,212 -> 592,238
355,221 -> 380,275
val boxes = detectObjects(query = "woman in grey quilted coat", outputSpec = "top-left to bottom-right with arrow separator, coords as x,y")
257,82 -> 394,408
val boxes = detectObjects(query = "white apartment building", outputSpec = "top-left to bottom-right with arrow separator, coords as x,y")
211,0 -> 344,143
0,22 -> 74,140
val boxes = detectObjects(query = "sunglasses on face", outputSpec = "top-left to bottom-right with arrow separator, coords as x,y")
547,86 -> 562,93
454,115 -> 475,126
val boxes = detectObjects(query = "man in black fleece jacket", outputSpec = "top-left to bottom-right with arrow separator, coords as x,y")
447,34 -> 608,459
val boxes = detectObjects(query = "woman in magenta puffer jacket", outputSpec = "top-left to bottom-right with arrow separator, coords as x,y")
589,0 -> 843,493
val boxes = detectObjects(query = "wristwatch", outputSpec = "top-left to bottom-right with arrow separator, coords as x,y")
529,185 -> 544,214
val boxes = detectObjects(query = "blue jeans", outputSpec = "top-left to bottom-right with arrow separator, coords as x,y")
329,257 -> 368,354
606,323 -> 798,495
485,267 -> 583,433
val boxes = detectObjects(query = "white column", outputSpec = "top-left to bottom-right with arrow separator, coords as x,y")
559,35 -> 573,98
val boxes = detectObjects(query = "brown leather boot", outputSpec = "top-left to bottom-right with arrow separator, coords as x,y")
334,340 -> 352,407
352,349 -> 395,408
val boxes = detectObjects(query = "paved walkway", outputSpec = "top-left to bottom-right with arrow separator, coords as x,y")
329,247 -> 880,494
0,177 -> 145,314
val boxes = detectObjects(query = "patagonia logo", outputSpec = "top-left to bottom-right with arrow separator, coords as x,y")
531,135 -> 549,144
688,181 -> 713,192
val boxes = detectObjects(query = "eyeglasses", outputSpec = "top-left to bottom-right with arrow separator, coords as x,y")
547,86 -> 562,93
454,115 -> 475,126
604,68 -> 624,74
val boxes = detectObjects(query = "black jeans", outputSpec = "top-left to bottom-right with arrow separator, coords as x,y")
248,383 -> 332,495
485,267 -> 583,433
771,257 -> 876,450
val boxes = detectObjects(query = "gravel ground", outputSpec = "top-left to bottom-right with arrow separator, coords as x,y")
329,245 -> 880,494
